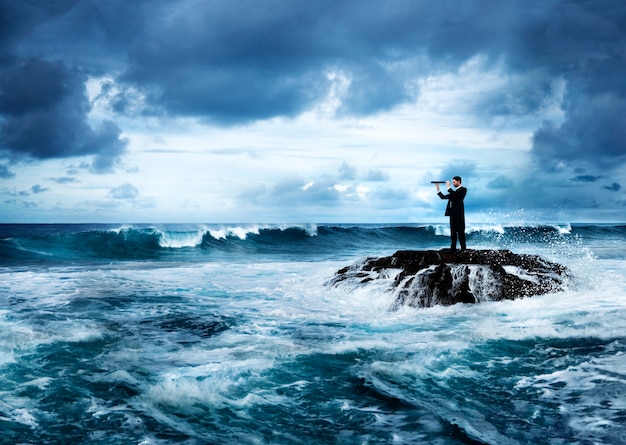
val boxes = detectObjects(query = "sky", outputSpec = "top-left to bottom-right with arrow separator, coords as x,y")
1,0 -> 625,224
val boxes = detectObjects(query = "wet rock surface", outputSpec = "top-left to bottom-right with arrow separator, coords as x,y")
328,249 -> 570,308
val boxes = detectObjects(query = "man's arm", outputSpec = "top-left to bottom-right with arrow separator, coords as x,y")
436,181 -> 451,199
439,186 -> 466,200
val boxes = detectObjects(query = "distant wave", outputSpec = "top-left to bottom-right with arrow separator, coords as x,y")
1,222 -> 623,264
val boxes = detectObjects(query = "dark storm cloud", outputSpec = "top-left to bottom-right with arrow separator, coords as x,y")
124,0 -> 625,172
1,0 -> 626,174
0,0 -> 514,124
526,3 -> 626,171
0,163 -> 14,178
0,56 -> 128,172
573,175 -> 602,183
0,0 -> 128,172
0,1 -> 78,56
603,182 -> 621,192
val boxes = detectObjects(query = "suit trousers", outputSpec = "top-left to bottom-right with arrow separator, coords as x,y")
449,216 -> 466,250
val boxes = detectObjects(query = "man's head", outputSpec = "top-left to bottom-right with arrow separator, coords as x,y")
452,176 -> 462,187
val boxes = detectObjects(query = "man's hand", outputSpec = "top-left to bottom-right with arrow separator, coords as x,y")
435,183 -> 440,191
446,180 -> 451,188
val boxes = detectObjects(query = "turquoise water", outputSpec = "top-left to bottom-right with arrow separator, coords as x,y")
1,223 -> 625,444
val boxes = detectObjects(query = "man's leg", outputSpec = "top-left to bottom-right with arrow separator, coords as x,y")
459,225 -> 466,250
449,217 -> 457,250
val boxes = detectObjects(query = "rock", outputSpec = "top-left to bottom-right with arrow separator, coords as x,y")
327,249 -> 570,309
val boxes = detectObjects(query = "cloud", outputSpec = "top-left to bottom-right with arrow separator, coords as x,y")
486,175 -> 514,189
237,163 -> 421,219
30,184 -> 48,194
367,186 -> 413,210
241,176 -> 342,208
21,200 -> 38,209
573,175 -> 602,183
603,182 -> 621,192
0,1 -> 519,124
51,176 -> 79,184
338,162 -> 357,180
527,5 -> 626,172
0,163 -> 14,178
0,57 -> 129,172
103,1 -> 464,121
108,182 -> 139,200
363,169 -> 389,182
438,161 -> 478,185
3,1 -> 626,161
239,167 -> 390,211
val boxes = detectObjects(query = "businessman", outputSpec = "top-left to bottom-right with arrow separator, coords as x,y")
436,176 -> 467,252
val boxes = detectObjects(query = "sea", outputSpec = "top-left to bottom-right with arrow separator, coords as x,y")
0,222 -> 625,445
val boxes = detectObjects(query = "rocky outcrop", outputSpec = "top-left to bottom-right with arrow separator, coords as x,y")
327,249 -> 570,309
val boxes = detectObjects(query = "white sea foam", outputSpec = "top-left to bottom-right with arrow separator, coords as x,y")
501,265 -> 539,283
107,225 -> 132,234
514,344 -> 626,441
433,224 -> 450,237
466,223 -> 505,234
13,408 -> 39,428
208,224 -> 258,240
207,223 -> 318,240
157,227 -> 207,248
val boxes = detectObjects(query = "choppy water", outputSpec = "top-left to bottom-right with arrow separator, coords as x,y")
1,223 -> 625,444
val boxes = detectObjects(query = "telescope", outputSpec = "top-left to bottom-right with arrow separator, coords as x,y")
430,181 -> 447,184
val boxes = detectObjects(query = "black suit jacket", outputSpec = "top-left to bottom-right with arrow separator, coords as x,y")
438,186 -> 466,220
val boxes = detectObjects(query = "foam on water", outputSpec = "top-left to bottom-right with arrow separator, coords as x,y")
157,227 -> 208,248
205,223 -> 319,241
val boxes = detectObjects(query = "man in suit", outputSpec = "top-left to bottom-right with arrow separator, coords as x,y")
436,176 -> 467,251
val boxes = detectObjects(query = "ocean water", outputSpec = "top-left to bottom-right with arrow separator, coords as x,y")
0,223 -> 625,445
